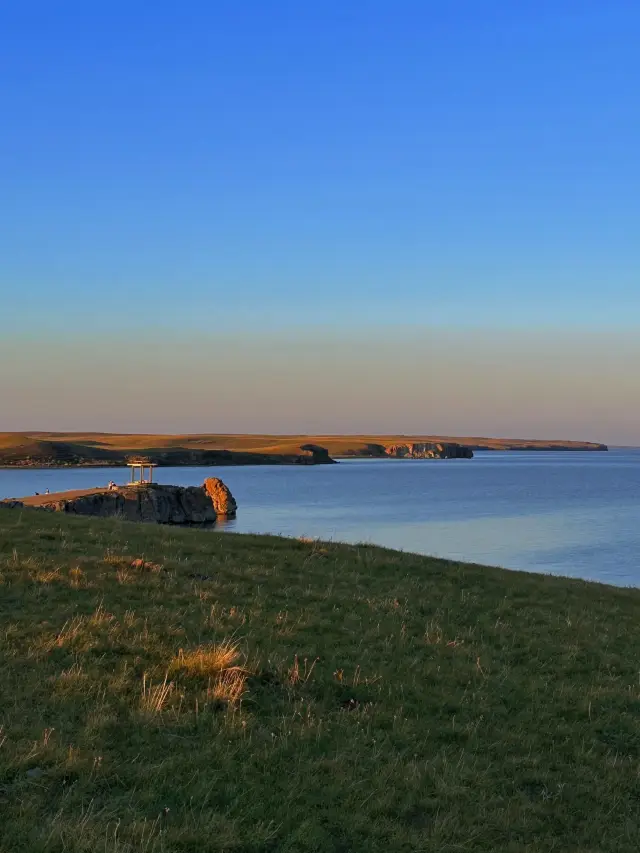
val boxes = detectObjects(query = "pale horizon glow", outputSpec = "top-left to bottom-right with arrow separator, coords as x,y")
1,328 -> 637,446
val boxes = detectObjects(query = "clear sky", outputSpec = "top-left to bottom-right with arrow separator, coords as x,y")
1,2 -> 638,443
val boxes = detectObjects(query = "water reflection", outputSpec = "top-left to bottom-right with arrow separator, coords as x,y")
210,515 -> 237,532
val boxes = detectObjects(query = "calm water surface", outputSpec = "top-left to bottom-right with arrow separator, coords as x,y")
1,451 -> 639,586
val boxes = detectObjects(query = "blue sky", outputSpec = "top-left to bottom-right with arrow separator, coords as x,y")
1,2 -> 638,440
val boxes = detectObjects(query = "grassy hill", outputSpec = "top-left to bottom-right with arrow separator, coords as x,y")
0,431 -> 608,467
0,508 -> 637,851
0,434 -> 335,467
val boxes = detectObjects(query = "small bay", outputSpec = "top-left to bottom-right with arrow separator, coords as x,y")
1,450 -> 638,586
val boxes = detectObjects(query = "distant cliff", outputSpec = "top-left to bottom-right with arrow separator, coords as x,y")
384,442 -> 474,459
333,438 -> 607,456
337,442 -> 473,459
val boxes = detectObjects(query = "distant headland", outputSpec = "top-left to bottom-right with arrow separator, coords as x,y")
0,432 -> 607,468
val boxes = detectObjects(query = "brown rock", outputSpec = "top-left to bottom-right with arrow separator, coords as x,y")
203,478 -> 238,517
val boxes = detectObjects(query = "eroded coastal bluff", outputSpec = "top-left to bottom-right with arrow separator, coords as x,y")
0,432 -> 607,467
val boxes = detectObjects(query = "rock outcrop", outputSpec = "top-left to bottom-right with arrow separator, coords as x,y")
298,444 -> 334,464
203,478 -> 237,517
384,442 -> 474,459
1,480 -> 238,525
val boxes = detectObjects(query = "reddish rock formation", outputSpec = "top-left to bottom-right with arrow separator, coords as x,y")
203,477 -> 238,517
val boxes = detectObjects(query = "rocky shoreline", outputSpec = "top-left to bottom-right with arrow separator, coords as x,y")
0,477 -> 237,525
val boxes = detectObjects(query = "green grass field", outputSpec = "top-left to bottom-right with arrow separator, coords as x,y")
1,508 -> 638,851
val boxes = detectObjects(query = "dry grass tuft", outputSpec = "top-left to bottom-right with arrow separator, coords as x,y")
53,662 -> 88,695
68,566 -> 84,588
131,558 -> 163,573
170,639 -> 242,679
102,553 -> 131,566
287,655 -> 319,686
208,668 -> 247,705
39,616 -> 86,653
32,568 -> 62,584
58,661 -> 86,682
36,606 -> 114,656
140,673 -> 174,715
89,603 -> 114,626
116,568 -> 133,585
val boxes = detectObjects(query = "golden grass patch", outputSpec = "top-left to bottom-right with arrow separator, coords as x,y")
170,639 -> 242,679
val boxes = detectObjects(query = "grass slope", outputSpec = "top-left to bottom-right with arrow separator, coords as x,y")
0,510 -> 638,852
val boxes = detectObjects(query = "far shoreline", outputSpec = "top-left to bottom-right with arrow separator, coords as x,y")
0,445 -> 614,471
0,432 -> 609,469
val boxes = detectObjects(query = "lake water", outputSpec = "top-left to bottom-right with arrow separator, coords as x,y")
1,451 -> 639,586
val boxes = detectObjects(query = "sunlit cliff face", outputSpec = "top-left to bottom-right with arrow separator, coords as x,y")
1,327 -> 637,445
